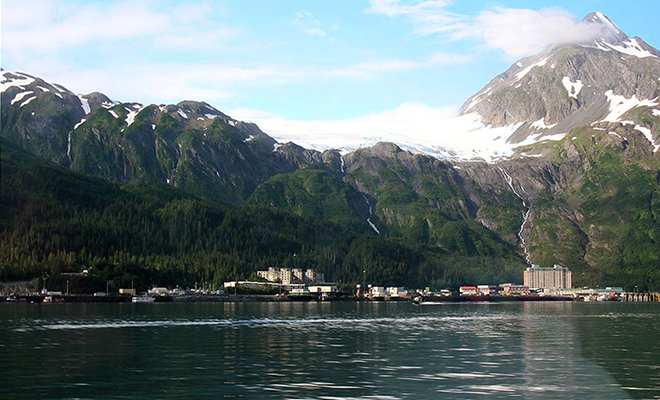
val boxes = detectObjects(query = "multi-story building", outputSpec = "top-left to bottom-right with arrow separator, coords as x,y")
523,265 -> 572,291
257,267 -> 325,285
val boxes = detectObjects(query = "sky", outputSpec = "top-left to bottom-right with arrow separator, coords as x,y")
2,0 -> 660,156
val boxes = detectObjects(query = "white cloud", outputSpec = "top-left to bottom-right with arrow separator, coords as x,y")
293,11 -> 326,37
365,1 -> 603,57
1,0 -> 238,53
19,60 -> 286,104
475,7 -> 598,57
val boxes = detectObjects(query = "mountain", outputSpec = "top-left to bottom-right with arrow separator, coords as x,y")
1,69 -> 335,205
461,12 -> 660,153
1,12 -> 660,290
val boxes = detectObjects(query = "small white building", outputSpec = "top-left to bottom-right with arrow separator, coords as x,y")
387,287 -> 409,298
369,286 -> 388,298
308,285 -> 336,294
149,287 -> 169,296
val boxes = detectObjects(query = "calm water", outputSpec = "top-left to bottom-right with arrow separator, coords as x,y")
1,301 -> 659,399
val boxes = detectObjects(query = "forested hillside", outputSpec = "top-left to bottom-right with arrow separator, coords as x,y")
0,138 -> 525,292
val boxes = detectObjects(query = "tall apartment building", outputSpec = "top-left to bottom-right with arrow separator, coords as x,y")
523,265 -> 572,290
257,267 -> 325,285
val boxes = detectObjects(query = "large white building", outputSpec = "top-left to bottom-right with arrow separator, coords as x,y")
524,265 -> 572,291
257,267 -> 324,285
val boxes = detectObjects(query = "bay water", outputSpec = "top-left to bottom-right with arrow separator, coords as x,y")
1,301 -> 659,399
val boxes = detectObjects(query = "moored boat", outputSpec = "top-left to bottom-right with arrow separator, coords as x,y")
132,295 -> 155,303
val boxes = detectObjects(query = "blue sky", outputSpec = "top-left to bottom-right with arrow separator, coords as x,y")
2,0 -> 659,150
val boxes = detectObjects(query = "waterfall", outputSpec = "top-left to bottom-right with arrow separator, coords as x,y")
498,166 -> 531,263
363,195 -> 380,234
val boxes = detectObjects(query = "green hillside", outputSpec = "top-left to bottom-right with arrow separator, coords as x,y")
1,138 -> 525,292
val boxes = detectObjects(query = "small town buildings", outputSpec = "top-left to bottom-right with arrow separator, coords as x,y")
257,267 -> 325,285
459,286 -> 478,295
477,285 -> 498,295
524,265 -> 572,292
119,288 -> 136,296
499,283 -> 530,296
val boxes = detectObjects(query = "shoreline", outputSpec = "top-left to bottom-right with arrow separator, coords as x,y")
0,293 -> 583,304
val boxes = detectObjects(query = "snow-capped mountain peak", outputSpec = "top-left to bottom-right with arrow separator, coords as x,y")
580,11 -> 628,46
458,12 -> 660,159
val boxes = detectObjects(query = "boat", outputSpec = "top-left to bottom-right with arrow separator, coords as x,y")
287,288 -> 313,300
132,295 -> 155,303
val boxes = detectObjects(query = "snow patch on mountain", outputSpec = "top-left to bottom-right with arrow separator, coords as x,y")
601,38 -> 658,59
74,119 -> 86,130
78,96 -> 91,114
109,110 -> 119,119
515,57 -> 548,81
125,106 -> 142,127
19,96 -> 37,107
464,87 -> 492,112
635,125 -> 659,152
1,71 -> 35,93
562,77 -> 583,99
653,109 -> 660,117
531,118 -> 557,130
11,91 -> 34,105
603,91 -> 659,122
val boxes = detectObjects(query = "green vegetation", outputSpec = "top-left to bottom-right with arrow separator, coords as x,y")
0,138 -> 526,292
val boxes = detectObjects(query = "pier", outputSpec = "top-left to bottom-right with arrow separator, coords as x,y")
621,292 -> 660,302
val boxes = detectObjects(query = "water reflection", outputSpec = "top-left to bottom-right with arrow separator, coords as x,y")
0,302 -> 657,399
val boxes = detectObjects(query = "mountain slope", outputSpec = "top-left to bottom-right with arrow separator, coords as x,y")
462,12 -> 660,153
0,138 -> 524,290
1,69 -> 328,205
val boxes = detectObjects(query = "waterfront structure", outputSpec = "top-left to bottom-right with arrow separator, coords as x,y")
477,285 -> 498,295
388,287 -> 410,298
459,286 -> 478,295
555,287 -> 623,298
499,283 -> 530,295
148,287 -> 169,296
368,286 -> 388,299
308,285 -> 336,294
257,267 -> 324,285
524,265 -> 572,291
